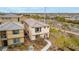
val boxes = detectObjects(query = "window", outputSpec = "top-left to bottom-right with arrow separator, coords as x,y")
13,30 -> 19,34
35,35 -> 40,38
0,31 -> 6,38
47,26 -> 49,28
44,26 -> 46,28
35,27 -> 41,32
13,38 -> 20,44
1,34 -> 6,38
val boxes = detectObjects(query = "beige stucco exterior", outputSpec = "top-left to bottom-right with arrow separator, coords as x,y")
24,21 -> 50,40
20,15 -> 28,22
0,14 -> 26,48
28,26 -> 50,40
7,30 -> 24,39
0,29 -> 24,47
0,40 -> 2,47
0,17 -> 21,23
8,38 -> 24,45
0,14 -> 28,24
0,14 -> 29,25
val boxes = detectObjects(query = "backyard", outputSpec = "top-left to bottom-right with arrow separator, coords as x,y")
49,22 -> 79,51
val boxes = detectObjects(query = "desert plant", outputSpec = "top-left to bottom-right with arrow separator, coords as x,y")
8,45 -> 15,49
20,45 -> 26,50
15,43 -> 22,47
55,16 -> 65,22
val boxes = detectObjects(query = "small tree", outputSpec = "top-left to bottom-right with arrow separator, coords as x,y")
55,16 -> 65,22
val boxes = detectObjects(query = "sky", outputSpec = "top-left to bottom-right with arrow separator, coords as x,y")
0,7 -> 79,13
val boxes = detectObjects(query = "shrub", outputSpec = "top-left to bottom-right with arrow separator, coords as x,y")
8,45 -> 15,49
15,43 -> 22,47
20,45 -> 26,50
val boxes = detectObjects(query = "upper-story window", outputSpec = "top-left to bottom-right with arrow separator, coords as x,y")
35,27 -> 41,32
0,31 -> 7,38
13,30 -> 19,34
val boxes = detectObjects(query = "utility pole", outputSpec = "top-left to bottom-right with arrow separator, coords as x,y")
44,7 -> 47,23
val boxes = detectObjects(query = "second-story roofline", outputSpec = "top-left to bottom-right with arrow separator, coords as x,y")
24,19 -> 49,27
0,22 -> 24,31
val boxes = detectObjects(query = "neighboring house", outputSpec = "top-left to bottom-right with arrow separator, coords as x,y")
0,22 -> 24,48
0,14 -> 23,24
24,19 -> 50,40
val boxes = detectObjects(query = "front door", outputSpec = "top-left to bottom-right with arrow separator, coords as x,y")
3,40 -> 8,46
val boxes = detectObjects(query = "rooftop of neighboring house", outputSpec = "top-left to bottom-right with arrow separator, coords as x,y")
0,14 -> 23,18
0,22 -> 24,31
24,19 -> 49,27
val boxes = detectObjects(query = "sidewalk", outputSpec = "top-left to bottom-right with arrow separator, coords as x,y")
41,39 -> 52,51
2,47 -> 8,51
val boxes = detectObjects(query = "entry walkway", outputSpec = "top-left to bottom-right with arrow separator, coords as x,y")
2,47 -> 8,51
41,39 -> 52,51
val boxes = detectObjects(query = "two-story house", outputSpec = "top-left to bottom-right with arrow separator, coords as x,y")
0,22 -> 24,48
0,14 -> 23,24
24,19 -> 50,40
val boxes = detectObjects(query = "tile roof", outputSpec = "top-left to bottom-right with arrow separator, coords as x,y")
24,19 -> 49,27
0,22 -> 24,31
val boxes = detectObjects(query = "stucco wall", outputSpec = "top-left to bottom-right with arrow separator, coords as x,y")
8,39 -> 13,45
7,30 -> 24,39
8,38 -> 24,45
20,38 -> 24,43
0,40 -> 2,47
28,26 -> 50,40
29,26 -> 49,35
0,17 -> 23,24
